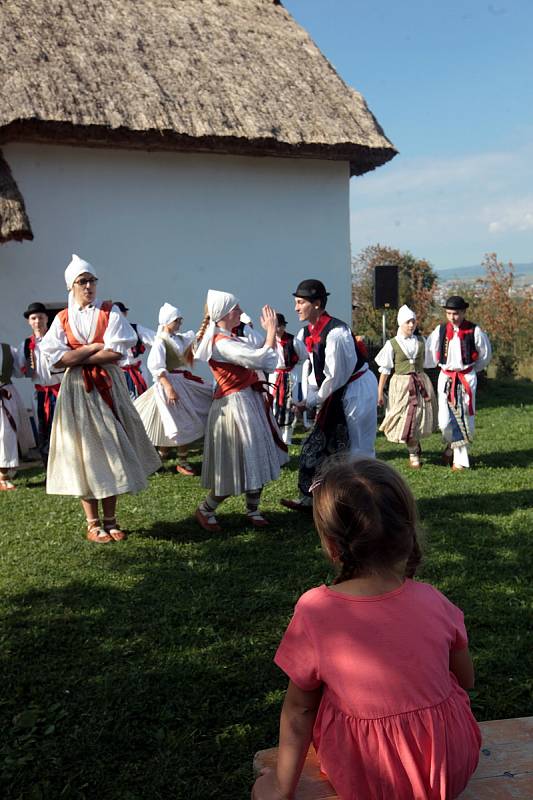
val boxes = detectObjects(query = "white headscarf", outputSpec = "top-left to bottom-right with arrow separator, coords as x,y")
65,254 -> 96,291
194,289 -> 238,361
158,303 -> 182,333
397,304 -> 416,328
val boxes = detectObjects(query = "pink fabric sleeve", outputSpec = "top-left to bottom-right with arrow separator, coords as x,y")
445,596 -> 469,651
274,601 -> 322,691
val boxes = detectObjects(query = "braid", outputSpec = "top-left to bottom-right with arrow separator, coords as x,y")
194,312 -> 211,350
405,531 -> 422,578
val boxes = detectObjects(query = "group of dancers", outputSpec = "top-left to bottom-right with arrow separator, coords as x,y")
0,254 -> 491,541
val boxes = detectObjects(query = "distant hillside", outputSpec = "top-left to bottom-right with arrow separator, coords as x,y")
437,262 -> 533,284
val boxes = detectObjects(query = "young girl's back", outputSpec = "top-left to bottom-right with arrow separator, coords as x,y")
276,579 -> 481,800
252,458 -> 481,800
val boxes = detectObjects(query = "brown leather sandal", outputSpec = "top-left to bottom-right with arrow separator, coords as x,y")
86,519 -> 112,544
103,517 -> 127,541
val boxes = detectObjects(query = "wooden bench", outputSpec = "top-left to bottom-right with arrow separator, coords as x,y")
253,716 -> 532,799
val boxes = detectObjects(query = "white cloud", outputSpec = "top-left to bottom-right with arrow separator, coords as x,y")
350,143 -> 533,267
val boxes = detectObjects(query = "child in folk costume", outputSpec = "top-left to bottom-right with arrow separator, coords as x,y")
194,290 -> 289,531
425,296 -> 491,470
41,254 -> 160,543
0,342 -> 36,490
268,313 -> 308,445
114,301 -> 155,400
134,303 -> 213,476
252,458 -> 481,800
375,304 -> 437,468
18,302 -> 62,468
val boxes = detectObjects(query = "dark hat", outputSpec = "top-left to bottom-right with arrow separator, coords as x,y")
443,295 -> 469,310
23,302 -> 48,319
114,301 -> 129,313
276,313 -> 287,326
292,279 -> 329,301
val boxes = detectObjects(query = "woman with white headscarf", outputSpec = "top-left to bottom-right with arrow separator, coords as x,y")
41,254 -> 161,542
194,289 -> 289,531
375,304 -> 437,467
134,303 -> 213,475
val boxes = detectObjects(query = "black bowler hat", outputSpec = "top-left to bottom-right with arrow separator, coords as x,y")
114,301 -> 129,313
23,302 -> 48,319
276,313 -> 287,326
292,279 -> 329,301
443,295 -> 469,310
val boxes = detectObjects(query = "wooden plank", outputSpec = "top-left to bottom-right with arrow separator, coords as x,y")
254,718 -> 533,800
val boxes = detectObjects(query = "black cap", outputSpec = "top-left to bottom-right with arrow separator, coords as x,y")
23,302 -> 48,319
443,295 -> 469,310
292,279 -> 329,301
276,313 -> 287,327
114,301 -> 129,313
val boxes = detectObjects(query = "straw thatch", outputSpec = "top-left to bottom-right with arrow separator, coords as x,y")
0,151 -> 33,243
0,0 -> 397,175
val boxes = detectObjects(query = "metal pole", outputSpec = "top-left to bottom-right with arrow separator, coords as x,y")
382,311 -> 387,347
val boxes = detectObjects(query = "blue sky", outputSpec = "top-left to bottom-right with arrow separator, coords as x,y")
283,0 -> 533,270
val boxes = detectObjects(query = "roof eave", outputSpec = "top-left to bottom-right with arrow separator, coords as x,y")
0,119 -> 398,177
0,149 -> 33,244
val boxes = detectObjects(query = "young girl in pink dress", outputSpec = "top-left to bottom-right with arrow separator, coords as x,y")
252,458 -> 481,800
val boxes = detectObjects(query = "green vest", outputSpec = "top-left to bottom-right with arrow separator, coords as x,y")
391,336 -> 425,374
0,343 -> 14,385
163,337 -> 187,371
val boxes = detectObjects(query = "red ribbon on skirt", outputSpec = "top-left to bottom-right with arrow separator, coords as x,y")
400,373 -> 430,443
170,369 -> 205,384
251,381 -> 288,453
81,366 -> 117,417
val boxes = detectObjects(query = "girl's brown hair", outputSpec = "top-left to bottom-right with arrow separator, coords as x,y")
184,306 -> 211,365
312,457 -> 422,584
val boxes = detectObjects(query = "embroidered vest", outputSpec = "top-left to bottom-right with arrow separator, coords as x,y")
57,301 -> 113,348
0,343 -> 14,385
437,321 -> 478,366
304,317 -> 366,388
209,333 -> 258,398
278,332 -> 299,371
130,324 -> 146,358
163,337 -> 187,371
391,336 -> 425,374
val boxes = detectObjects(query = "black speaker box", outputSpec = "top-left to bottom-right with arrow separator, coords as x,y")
373,264 -> 399,309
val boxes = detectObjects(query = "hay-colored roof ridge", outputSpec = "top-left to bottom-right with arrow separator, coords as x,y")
0,0 -> 397,176
0,151 -> 33,244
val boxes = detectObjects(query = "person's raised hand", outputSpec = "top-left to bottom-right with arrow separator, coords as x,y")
260,305 -> 277,332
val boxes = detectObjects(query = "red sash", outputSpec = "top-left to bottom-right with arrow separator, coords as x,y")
122,363 -> 148,395
35,384 -> 61,427
170,369 -> 205,385
442,367 -> 474,416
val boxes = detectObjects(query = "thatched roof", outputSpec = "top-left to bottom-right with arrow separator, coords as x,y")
0,152 -> 33,244
0,0 -> 397,241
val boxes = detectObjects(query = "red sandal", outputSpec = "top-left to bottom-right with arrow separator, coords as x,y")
103,517 -> 127,541
86,519 -> 112,544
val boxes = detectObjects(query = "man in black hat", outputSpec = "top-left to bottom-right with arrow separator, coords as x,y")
426,296 -> 491,470
114,301 -> 155,400
18,302 -> 62,468
268,312 -> 308,445
281,279 -> 378,510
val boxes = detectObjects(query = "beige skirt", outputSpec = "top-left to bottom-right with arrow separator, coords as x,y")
47,365 -> 161,499
201,387 -> 289,496
379,372 -> 437,443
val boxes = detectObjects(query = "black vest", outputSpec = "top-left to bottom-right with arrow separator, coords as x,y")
279,332 -> 299,370
304,317 -> 366,388
437,321 -> 478,366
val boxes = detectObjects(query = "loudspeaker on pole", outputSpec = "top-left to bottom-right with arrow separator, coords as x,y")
373,264 -> 399,309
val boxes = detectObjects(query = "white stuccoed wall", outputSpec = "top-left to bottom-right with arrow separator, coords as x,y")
0,143 -> 351,404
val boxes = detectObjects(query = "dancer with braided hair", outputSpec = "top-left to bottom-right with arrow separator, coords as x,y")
253,457 -> 481,800
194,289 -> 288,531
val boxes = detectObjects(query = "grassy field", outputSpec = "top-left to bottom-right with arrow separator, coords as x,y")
1,378 -> 532,800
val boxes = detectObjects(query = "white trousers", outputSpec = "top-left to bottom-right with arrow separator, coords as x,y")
343,369 -> 378,458
437,370 -> 477,468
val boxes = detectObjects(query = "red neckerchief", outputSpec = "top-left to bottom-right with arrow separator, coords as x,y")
445,320 -> 474,341
305,312 -> 332,353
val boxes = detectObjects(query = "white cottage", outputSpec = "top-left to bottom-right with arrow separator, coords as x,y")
0,0 -> 396,399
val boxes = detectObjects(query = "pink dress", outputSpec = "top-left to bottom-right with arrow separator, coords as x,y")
275,580 -> 481,800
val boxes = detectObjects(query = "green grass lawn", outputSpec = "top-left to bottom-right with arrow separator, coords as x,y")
1,378 -> 532,800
